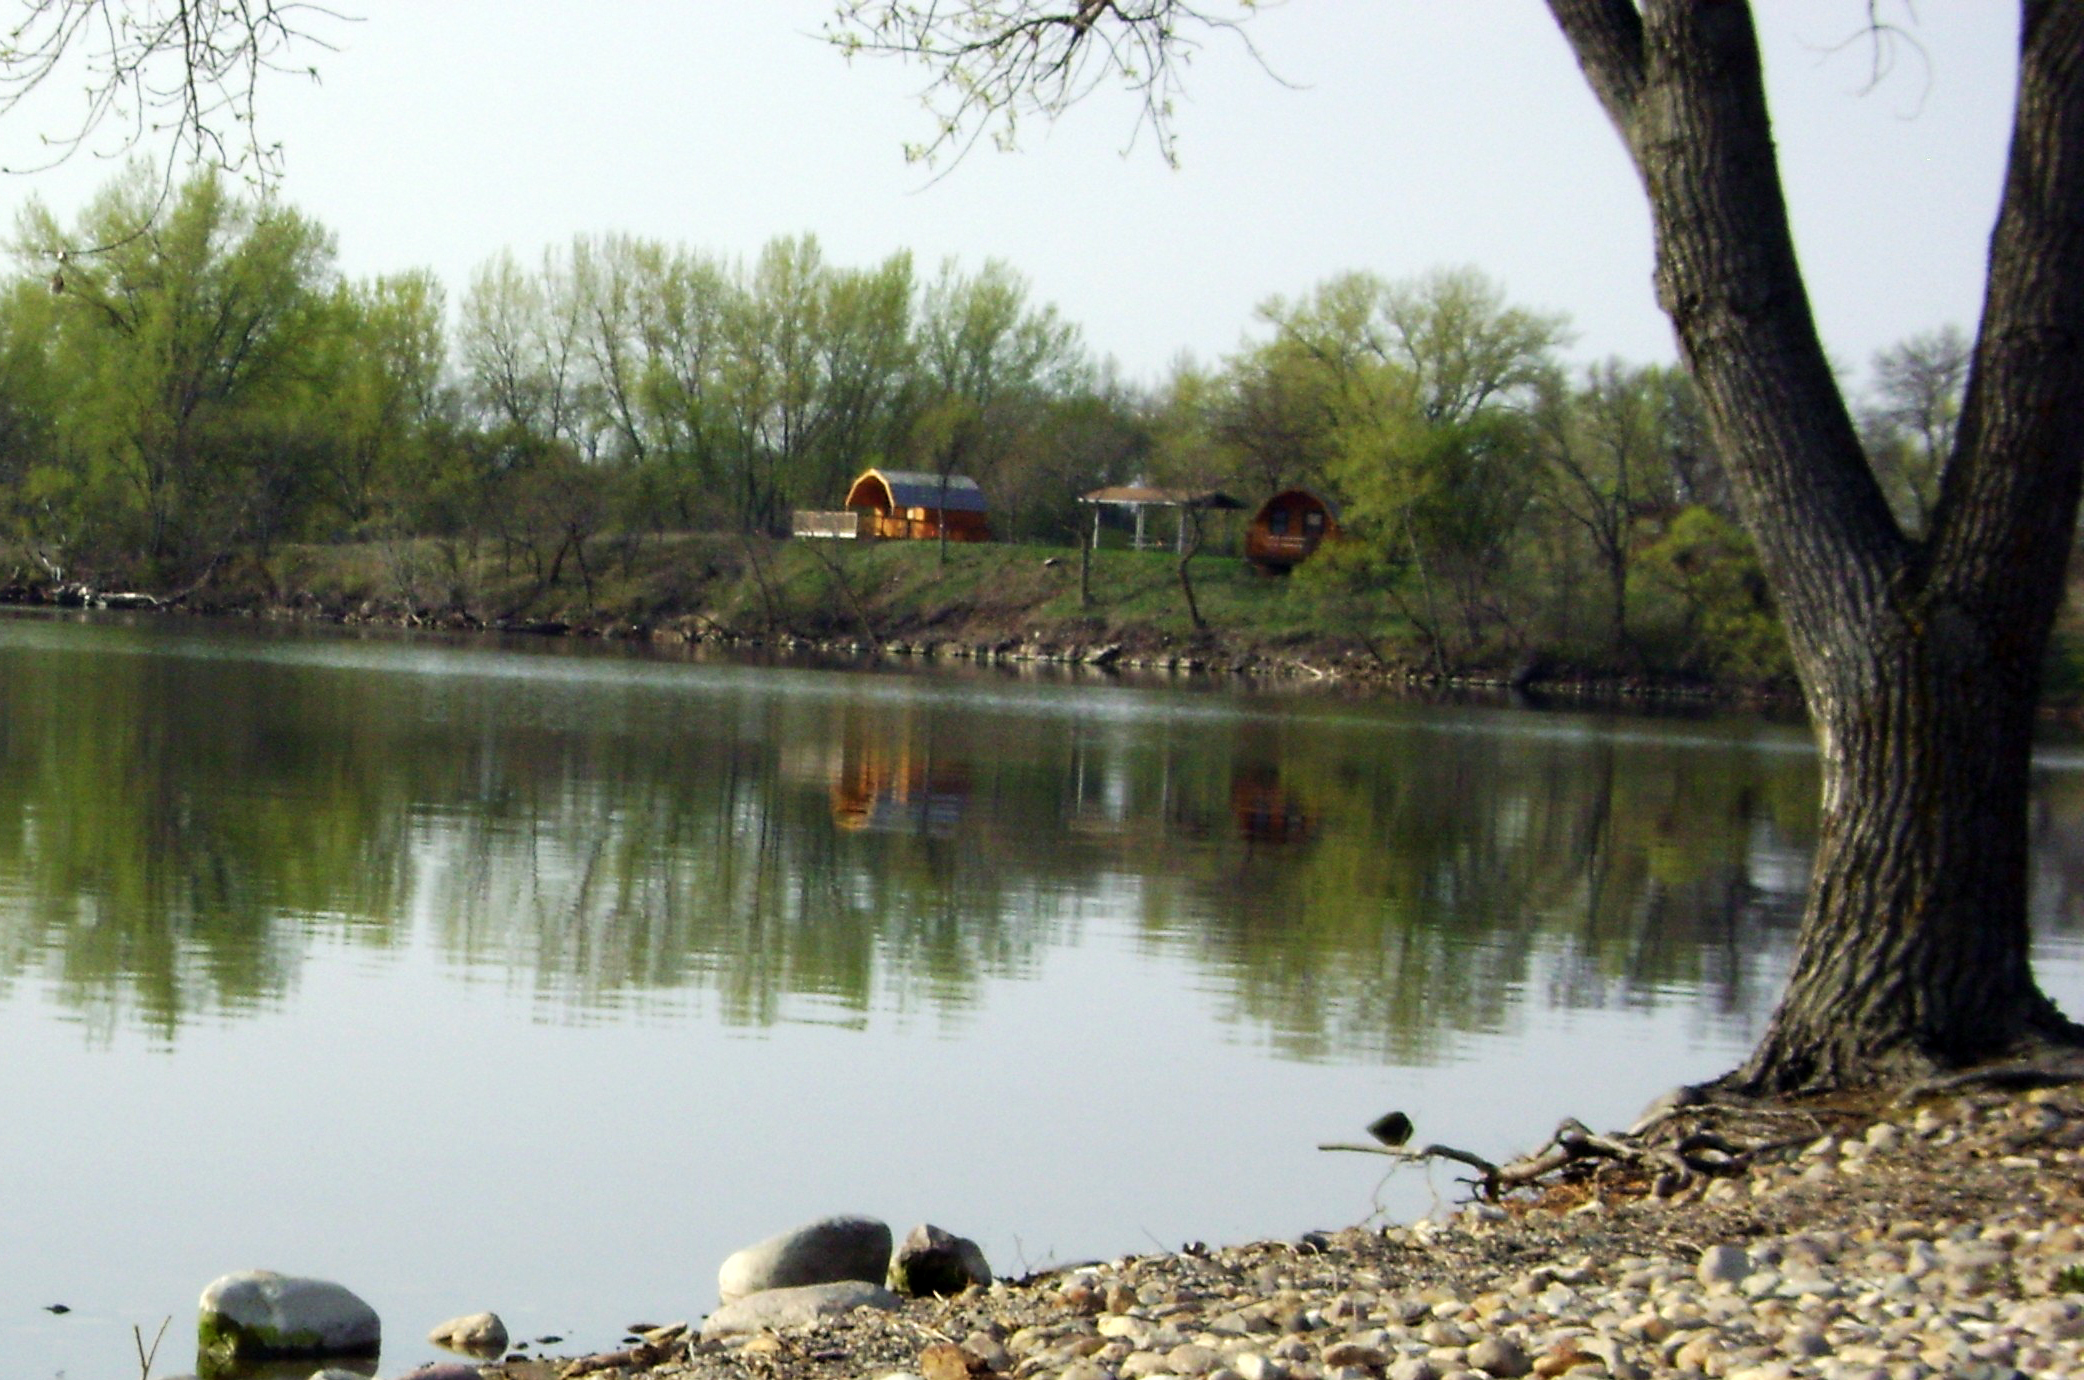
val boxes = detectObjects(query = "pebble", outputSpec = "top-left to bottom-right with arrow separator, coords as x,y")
1465,1335 -> 1530,1376
1698,1244 -> 1753,1288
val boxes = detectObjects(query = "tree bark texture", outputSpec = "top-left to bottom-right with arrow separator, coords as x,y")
1548,0 -> 2084,1090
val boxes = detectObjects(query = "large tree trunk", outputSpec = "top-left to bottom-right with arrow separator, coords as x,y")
1549,0 -> 2084,1090
1739,621 -> 2073,1090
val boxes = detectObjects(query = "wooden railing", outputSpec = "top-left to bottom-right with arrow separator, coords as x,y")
792,510 -> 872,539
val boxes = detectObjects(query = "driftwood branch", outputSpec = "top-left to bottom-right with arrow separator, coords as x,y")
1321,1109 -> 1823,1205
560,1336 -> 683,1376
1320,1140 -> 1500,1182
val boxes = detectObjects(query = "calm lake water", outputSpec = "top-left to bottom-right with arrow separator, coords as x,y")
5,610 -> 2084,1379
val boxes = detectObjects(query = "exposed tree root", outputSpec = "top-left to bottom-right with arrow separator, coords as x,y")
1711,1007 -> 2084,1103
1893,1046 -> 2084,1104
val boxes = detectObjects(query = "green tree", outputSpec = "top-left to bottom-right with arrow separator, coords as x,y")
0,279 -> 67,573
1015,369 -> 1152,545
831,1 -> 2084,1093
1246,268 -> 1563,670
457,248 -> 586,448
1214,333 -> 1349,498
1326,404 -> 1538,671
314,271 -> 449,535
1856,324 -> 1970,536
627,240 -> 738,528
19,167 -> 338,576
1632,505 -> 1791,683
912,257 -> 1088,541
1143,362 -> 1250,629
1530,360 -> 1687,658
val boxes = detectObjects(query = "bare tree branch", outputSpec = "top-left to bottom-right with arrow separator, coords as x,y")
824,1 -> 1287,171
0,1 -> 348,190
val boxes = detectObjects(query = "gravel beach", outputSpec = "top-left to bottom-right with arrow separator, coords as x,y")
481,1084 -> 2084,1380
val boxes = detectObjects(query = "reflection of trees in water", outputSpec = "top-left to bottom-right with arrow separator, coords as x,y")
1110,715 -> 1828,1064
2030,773 -> 2084,937
0,634 -> 413,1040
12,624 -> 2082,1056
414,695 -> 1078,1027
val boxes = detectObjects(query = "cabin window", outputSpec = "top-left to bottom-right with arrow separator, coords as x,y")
1304,510 -> 1324,533
1268,509 -> 1290,536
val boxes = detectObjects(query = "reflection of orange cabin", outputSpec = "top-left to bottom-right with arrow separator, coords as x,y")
1230,771 -> 1316,846
843,468 -> 992,542
831,736 -> 970,836
1245,489 -> 1342,572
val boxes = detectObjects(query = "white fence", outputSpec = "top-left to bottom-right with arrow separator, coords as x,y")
791,510 -> 871,539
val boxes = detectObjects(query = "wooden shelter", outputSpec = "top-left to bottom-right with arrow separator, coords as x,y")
1245,488 -> 1343,572
1079,484 -> 1246,553
838,468 -> 992,542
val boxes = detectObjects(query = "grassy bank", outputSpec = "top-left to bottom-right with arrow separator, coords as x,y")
0,527 -> 1959,702
168,533 -> 1422,678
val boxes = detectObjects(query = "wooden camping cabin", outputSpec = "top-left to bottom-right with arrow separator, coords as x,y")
1245,488 -> 1342,572
840,468 -> 991,542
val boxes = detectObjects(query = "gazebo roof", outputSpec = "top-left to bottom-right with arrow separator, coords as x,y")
1079,485 -> 1246,511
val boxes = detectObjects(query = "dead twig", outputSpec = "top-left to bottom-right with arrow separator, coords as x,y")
133,1317 -> 170,1380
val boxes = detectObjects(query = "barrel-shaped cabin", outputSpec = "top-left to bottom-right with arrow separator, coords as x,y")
843,468 -> 991,542
1245,488 -> 1342,572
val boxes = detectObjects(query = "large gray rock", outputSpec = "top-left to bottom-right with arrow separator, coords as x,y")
887,1223 -> 992,1297
196,1271 -> 380,1368
427,1310 -> 508,1354
717,1215 -> 892,1303
700,1280 -> 901,1338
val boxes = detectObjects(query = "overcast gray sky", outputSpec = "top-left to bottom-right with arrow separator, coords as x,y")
6,2 -> 2020,388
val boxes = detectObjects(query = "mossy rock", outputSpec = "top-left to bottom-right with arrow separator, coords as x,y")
196,1271 -> 380,1376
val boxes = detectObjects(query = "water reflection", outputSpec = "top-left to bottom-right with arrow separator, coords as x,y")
795,708 -> 972,838
1231,766 -> 1317,847
4,614 -> 2084,1064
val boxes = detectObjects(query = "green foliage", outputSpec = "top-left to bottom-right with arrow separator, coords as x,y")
1328,406 -> 1537,668
10,167 -> 345,578
1631,506 -> 1793,684
1210,267 -> 1566,671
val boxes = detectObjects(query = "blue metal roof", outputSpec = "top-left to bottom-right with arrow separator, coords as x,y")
858,469 -> 990,513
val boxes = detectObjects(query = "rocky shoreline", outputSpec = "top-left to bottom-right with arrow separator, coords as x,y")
457,1083 -> 2082,1380
0,579 -> 1798,711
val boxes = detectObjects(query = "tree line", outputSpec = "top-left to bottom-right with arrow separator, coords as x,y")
0,166 -> 1969,685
